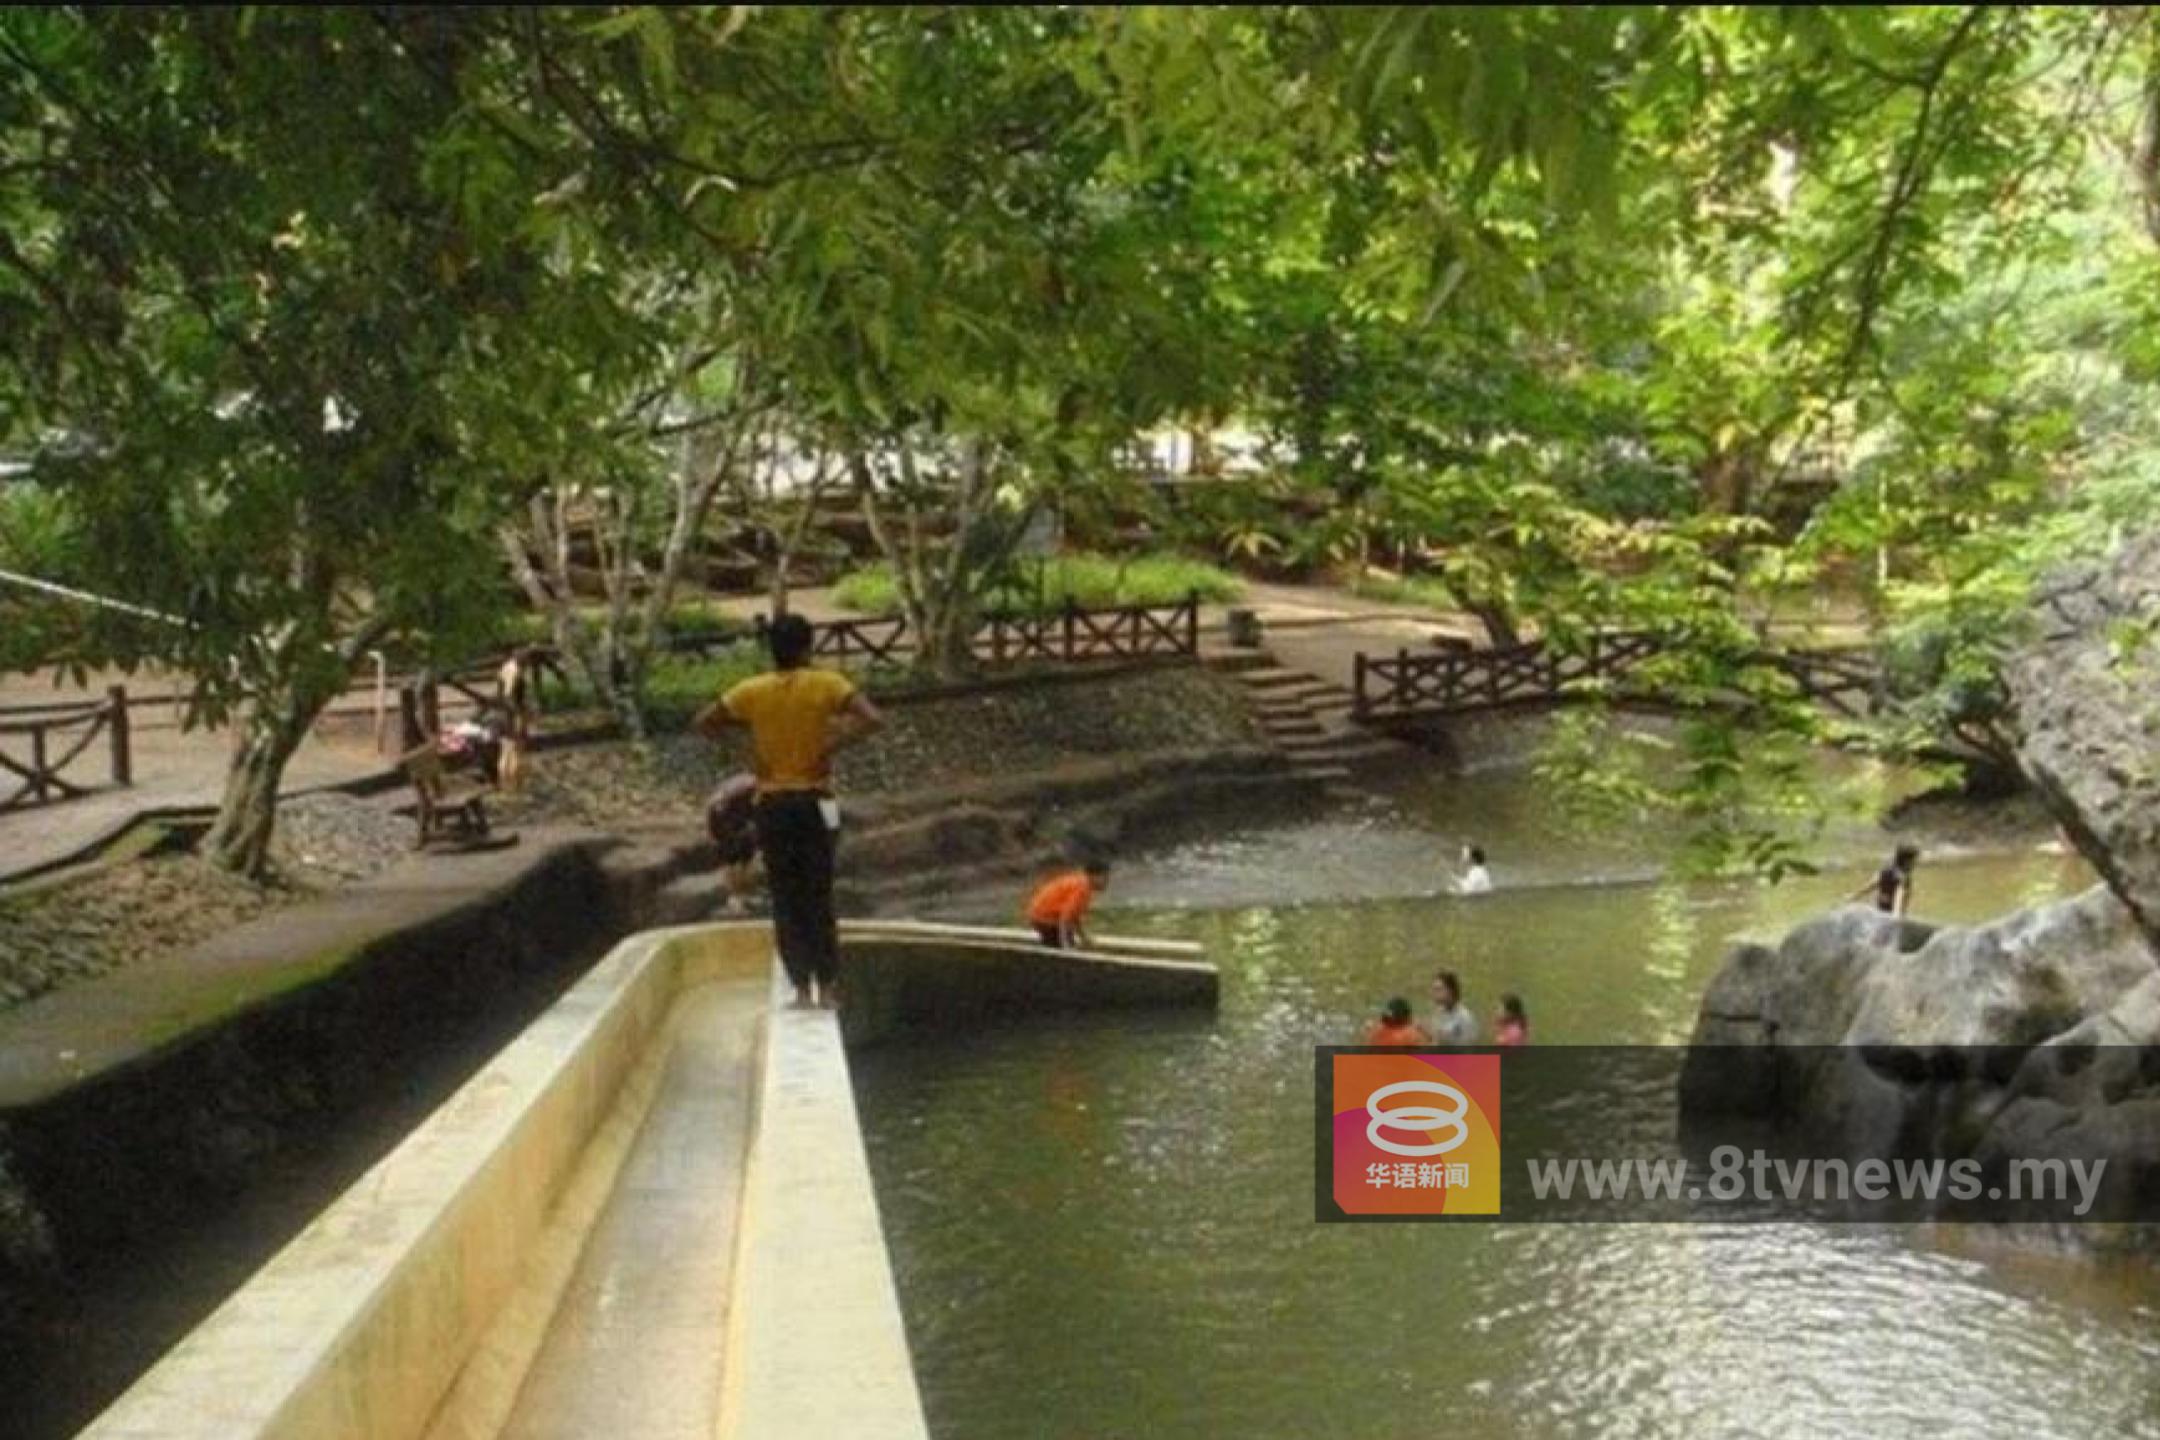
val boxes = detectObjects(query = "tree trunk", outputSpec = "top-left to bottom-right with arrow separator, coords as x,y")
1699,451 -> 1753,517
203,703 -> 311,878
1466,599 -> 1522,649
499,510 -> 651,741
909,593 -> 978,680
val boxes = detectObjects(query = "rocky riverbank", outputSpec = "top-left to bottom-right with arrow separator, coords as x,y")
0,794 -> 411,1015
493,664 -> 1262,828
1684,533 -> 2160,1241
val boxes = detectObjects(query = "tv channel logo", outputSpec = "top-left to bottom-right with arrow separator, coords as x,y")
1322,1052 -> 1501,1219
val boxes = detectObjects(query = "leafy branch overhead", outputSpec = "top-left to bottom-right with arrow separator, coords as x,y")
1,5 -> 2156,876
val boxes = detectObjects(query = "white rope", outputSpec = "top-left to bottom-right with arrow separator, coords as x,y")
0,567 -> 188,627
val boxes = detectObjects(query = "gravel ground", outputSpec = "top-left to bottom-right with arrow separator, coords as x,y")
498,666 -> 1262,827
0,793 -> 413,1014
0,669 -> 1254,1013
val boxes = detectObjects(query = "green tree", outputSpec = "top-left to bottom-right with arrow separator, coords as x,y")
0,9 -> 627,873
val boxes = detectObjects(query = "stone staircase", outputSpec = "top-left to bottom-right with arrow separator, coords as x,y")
1207,651 -> 1410,790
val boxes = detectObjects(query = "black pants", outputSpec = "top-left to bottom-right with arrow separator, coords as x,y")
1034,922 -> 1067,949
754,793 -> 839,989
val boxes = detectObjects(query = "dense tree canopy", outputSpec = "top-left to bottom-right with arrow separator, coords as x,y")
2,5 -> 2155,874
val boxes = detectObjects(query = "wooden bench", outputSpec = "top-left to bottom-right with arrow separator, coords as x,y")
399,741 -> 493,849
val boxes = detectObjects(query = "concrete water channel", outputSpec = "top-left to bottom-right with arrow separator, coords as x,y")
73,920 -> 1214,1440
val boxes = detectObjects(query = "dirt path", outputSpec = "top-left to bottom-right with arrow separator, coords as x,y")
0,667 -> 387,882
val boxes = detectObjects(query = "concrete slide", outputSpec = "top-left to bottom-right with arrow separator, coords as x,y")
75,920 -> 1212,1440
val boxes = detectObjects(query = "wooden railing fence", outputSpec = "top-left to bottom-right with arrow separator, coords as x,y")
0,686 -> 131,812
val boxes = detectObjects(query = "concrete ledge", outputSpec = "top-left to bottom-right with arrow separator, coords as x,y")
844,917 -> 1204,963
838,922 -> 1219,1046
720,970 -> 930,1440
77,924 -> 769,1440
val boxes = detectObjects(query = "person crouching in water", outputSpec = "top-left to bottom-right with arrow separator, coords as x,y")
1028,860 -> 1110,949
706,772 -> 760,916
1362,997 -> 1432,1047
695,614 -> 884,1010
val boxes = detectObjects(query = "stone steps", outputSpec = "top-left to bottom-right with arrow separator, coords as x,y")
1229,653 -> 1420,790
1278,735 -> 1401,766
1200,649 -> 1274,675
1235,667 -> 1316,691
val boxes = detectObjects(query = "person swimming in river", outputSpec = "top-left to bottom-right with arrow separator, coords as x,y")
1455,844 -> 1493,895
1851,843 -> 1920,917
1493,993 -> 1529,1047
1361,996 -> 1432,1047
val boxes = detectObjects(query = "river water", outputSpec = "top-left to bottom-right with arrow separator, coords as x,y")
852,772 -> 2160,1440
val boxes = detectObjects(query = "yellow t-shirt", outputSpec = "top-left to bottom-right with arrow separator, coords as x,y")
722,667 -> 857,794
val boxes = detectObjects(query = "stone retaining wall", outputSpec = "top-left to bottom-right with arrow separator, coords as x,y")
0,832 -> 712,1435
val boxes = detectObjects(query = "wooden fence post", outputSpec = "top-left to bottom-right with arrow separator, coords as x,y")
108,684 -> 132,786
1353,652 -> 1368,717
30,725 -> 48,803
1185,589 -> 1200,655
1063,599 -> 1078,662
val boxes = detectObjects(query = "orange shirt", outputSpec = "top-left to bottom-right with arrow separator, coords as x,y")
1027,871 -> 1098,928
1362,1019 -> 1431,1047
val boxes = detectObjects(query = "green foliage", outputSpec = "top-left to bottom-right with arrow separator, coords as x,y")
833,550 -> 1240,618
637,650 -> 766,731
6,4 -> 2160,876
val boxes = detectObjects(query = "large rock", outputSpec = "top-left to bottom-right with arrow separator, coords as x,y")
1682,886 -> 2158,1162
2002,531 -> 2160,945
1683,532 -> 2160,1237
1692,886 -> 2150,1053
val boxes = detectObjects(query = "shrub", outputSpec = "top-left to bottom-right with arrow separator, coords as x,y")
833,550 -> 1242,618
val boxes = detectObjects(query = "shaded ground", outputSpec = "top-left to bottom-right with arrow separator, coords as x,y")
0,794 -> 412,1014
0,665 -> 389,882
0,667 -> 1260,1017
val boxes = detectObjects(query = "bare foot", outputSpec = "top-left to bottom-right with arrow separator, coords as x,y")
789,985 -> 815,1010
817,984 -> 843,1011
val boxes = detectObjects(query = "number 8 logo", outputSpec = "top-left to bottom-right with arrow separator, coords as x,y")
1365,1079 -> 1470,1156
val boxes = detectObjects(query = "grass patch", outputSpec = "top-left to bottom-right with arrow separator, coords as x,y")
642,649 -> 767,727
1350,572 -> 1461,612
832,550 -> 1242,618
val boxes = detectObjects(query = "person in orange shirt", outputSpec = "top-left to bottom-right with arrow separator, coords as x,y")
695,614 -> 884,1010
1361,997 -> 1432,1047
1027,860 -> 1110,949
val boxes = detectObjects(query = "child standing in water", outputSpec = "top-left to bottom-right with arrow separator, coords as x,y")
1493,993 -> 1529,1046
1851,843 -> 1920,917
1362,997 -> 1433,1047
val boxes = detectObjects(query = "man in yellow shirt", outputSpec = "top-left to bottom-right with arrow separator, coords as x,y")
695,614 -> 884,1009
